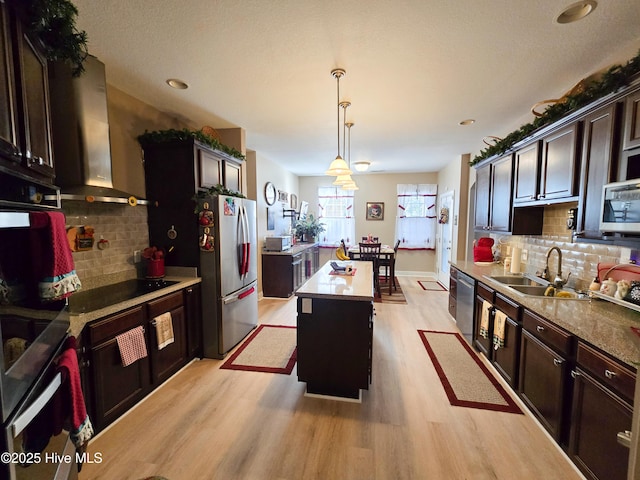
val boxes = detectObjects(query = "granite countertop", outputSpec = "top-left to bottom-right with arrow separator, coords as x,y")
68,276 -> 202,337
452,261 -> 640,369
296,260 -> 374,301
261,242 -> 318,256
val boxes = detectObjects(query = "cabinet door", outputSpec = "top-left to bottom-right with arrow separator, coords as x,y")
292,253 -> 304,290
474,163 -> 490,230
622,89 -> 640,151
569,368 -> 632,480
198,148 -> 222,188
0,3 -> 19,162
491,315 -> 520,388
473,294 -> 492,357
13,20 -> 53,178
540,123 -> 580,201
513,142 -> 540,204
184,284 -> 202,359
489,154 -> 513,231
90,338 -> 151,430
148,305 -> 186,385
519,330 -> 569,442
224,159 -> 242,193
577,104 -> 620,238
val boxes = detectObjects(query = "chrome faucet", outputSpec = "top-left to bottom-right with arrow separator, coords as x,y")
543,246 -> 571,288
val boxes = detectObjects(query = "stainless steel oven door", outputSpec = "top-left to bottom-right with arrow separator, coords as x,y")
0,306 -> 70,423
2,352 -> 78,480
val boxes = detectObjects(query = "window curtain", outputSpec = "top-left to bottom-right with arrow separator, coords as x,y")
395,184 -> 437,249
317,187 -> 355,247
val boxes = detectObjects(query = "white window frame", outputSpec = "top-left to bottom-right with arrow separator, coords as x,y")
395,184 -> 437,249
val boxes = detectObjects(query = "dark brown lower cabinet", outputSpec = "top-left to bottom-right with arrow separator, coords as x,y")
568,368 -> 632,480
518,329 -> 571,443
147,291 -> 187,385
87,306 -> 151,431
473,282 -> 494,356
492,315 -> 520,388
262,244 -> 319,298
184,284 -> 202,359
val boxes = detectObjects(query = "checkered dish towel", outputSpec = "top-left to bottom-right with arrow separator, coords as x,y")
480,300 -> 492,339
493,310 -> 507,350
115,326 -> 148,367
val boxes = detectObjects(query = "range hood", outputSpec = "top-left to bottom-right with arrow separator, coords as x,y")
48,55 -> 147,205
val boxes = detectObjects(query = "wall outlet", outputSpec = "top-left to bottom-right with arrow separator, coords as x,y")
521,249 -> 528,261
133,250 -> 141,263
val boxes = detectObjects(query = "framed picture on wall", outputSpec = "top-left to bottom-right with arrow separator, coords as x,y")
290,194 -> 298,210
267,207 -> 275,230
366,202 -> 384,220
278,190 -> 289,203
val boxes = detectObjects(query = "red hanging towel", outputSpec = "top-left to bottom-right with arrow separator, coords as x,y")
29,211 -> 82,301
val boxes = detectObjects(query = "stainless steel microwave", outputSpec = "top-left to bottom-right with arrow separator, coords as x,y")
600,178 -> 640,233
264,235 -> 292,251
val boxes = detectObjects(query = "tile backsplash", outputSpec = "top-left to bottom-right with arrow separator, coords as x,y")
493,204 -> 632,291
62,201 -> 149,290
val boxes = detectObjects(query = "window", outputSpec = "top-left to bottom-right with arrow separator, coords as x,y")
317,187 -> 355,247
395,184 -> 437,249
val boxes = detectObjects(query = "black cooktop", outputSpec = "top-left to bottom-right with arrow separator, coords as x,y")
67,279 -> 179,314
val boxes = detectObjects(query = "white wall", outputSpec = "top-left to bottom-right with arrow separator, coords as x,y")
437,154 -> 471,263
299,172 -> 439,275
248,151 -> 299,296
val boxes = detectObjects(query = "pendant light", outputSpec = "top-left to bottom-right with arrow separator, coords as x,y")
342,121 -> 359,191
325,69 -> 352,176
333,101 -> 354,186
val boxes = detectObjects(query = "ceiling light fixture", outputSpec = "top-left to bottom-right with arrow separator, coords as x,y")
353,162 -> 370,172
556,1 -> 597,24
166,78 -> 189,90
458,119 -> 475,126
325,69 -> 352,176
343,121 -> 359,191
333,101 -> 354,186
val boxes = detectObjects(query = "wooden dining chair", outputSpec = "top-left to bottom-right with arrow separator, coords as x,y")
379,239 -> 400,291
358,242 -> 381,296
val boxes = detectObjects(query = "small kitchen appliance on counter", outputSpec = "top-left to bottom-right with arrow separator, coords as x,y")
264,235 -> 292,252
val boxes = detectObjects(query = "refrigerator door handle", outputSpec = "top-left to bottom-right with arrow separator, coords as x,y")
243,205 -> 250,275
223,284 -> 256,305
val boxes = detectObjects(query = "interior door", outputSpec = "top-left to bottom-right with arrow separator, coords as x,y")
437,191 -> 454,287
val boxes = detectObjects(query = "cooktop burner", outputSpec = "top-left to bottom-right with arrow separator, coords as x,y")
67,279 -> 179,314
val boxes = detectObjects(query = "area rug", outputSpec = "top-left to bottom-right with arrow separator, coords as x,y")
220,325 -> 297,374
417,330 -> 522,414
374,277 -> 407,304
417,280 -> 446,291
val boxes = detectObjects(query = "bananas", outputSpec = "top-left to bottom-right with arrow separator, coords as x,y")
335,247 -> 349,261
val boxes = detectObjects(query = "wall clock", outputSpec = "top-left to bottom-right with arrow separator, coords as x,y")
264,182 -> 277,206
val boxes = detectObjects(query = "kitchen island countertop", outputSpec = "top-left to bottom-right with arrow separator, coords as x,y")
296,260 -> 374,301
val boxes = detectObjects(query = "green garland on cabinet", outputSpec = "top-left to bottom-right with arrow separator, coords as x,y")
21,0 -> 88,77
471,49 -> 640,166
137,128 -> 246,161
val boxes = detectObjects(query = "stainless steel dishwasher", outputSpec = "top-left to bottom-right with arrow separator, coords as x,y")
456,271 -> 475,344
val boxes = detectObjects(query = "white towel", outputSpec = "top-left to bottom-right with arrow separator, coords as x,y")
480,300 -> 491,339
154,312 -> 174,350
493,310 -> 507,350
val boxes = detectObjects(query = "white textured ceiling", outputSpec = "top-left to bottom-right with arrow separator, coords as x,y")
72,0 -> 640,176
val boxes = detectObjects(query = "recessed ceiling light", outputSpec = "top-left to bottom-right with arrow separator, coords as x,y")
458,119 -> 475,126
166,78 -> 189,89
556,1 -> 597,24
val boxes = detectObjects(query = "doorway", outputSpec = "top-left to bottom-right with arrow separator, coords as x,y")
436,191 -> 454,287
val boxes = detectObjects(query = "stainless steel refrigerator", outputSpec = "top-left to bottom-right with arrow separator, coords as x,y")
197,195 -> 258,358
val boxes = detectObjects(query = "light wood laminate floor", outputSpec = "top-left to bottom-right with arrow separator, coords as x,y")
80,276 -> 584,480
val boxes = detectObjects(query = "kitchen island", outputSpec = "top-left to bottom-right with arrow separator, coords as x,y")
296,260 -> 374,400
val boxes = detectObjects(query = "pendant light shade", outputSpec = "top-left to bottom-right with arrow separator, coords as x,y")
332,173 -> 354,186
325,69 -> 352,176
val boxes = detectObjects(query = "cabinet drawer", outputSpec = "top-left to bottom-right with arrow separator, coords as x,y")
89,306 -> 145,345
522,309 -> 573,356
495,292 -> 520,320
147,291 -> 184,318
576,342 -> 636,402
477,282 -> 495,302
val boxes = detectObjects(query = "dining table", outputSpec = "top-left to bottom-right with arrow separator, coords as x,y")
347,244 -> 396,295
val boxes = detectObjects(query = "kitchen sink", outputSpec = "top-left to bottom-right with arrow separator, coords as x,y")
483,273 -> 588,300
485,274 -> 549,286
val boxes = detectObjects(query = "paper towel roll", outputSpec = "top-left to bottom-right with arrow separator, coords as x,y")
510,247 -> 522,274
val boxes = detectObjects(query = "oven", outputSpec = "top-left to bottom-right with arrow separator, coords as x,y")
0,210 -> 84,479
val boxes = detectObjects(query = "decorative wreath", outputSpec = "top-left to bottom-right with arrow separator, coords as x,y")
438,207 -> 449,224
